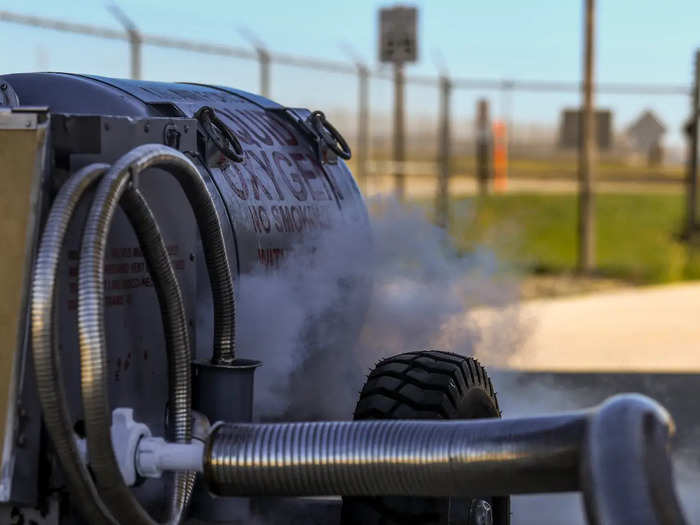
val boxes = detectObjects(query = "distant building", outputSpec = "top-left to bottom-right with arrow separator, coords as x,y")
559,109 -> 613,150
626,110 -> 666,165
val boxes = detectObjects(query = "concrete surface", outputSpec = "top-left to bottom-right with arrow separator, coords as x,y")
475,282 -> 700,372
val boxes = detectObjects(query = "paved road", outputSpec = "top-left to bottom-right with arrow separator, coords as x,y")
470,284 -> 700,523
492,370 -> 700,525
474,282 -> 700,372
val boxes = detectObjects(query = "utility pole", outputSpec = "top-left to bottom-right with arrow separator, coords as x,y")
108,3 -> 141,80
578,0 -> 596,273
393,62 -> 406,200
685,50 -> 700,236
435,75 -> 451,228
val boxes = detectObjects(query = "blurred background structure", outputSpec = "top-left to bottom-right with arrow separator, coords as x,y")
3,0 -> 700,292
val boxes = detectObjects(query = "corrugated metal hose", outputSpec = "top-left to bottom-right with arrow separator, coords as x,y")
31,144 -> 687,525
202,394 -> 686,524
31,144 -> 237,524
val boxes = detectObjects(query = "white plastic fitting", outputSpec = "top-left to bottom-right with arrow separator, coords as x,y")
111,408 -> 152,486
76,408 -> 207,485
136,438 -> 204,478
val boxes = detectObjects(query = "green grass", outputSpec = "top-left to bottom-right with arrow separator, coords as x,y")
355,151 -> 684,181
448,192 -> 700,284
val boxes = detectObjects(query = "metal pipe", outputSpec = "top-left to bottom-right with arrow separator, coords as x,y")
77,144 -> 235,524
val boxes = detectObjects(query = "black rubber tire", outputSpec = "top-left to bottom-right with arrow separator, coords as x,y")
341,350 -> 510,525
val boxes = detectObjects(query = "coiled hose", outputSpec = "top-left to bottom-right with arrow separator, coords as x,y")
31,164 -> 195,524
77,144 -> 235,525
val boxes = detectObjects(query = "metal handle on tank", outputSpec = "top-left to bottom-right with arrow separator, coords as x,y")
195,106 -> 245,163
309,110 -> 352,160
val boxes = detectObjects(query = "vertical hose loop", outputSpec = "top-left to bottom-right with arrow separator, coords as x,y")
31,160 -> 200,524
78,144 -> 236,524
31,163 -> 118,525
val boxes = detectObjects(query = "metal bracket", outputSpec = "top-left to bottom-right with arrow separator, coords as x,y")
0,107 -> 49,130
0,80 -> 20,108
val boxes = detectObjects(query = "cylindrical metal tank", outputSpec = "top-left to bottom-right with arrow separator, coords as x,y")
1,72 -> 371,520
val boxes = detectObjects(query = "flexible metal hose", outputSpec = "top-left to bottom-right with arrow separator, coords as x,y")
205,414 -> 585,497
118,188 -> 196,523
582,394 -> 686,525
31,163 -> 118,525
204,395 -> 685,524
31,163 -> 196,524
78,144 -> 235,525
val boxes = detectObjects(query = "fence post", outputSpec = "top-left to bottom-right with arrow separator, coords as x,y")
393,62 -> 406,201
578,0 -> 596,273
258,48 -> 270,98
108,4 -> 141,80
129,31 -> 142,80
685,50 -> 700,236
476,99 -> 491,195
435,75 -> 451,228
356,64 -> 370,192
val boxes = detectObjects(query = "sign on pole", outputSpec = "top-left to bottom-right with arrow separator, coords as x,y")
378,5 -> 418,201
627,111 -> 666,153
379,6 -> 418,64
559,109 -> 612,150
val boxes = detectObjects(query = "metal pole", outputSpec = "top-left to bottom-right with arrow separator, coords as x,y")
357,64 -> 370,192
476,99 -> 491,195
393,62 -> 406,200
107,3 -> 141,80
436,75 -> 451,228
129,30 -> 142,80
259,48 -> 270,98
578,0 -> 596,273
685,50 -> 700,236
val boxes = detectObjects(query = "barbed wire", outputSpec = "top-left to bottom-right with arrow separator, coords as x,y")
0,9 -> 690,96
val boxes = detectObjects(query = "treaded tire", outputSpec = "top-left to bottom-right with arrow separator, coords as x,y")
341,350 -> 510,525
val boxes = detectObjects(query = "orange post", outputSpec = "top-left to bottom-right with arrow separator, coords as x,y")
492,120 -> 508,192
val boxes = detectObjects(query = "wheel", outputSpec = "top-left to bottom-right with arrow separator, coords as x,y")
341,350 -> 510,525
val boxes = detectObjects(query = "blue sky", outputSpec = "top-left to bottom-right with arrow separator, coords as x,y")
1,0 -> 699,146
